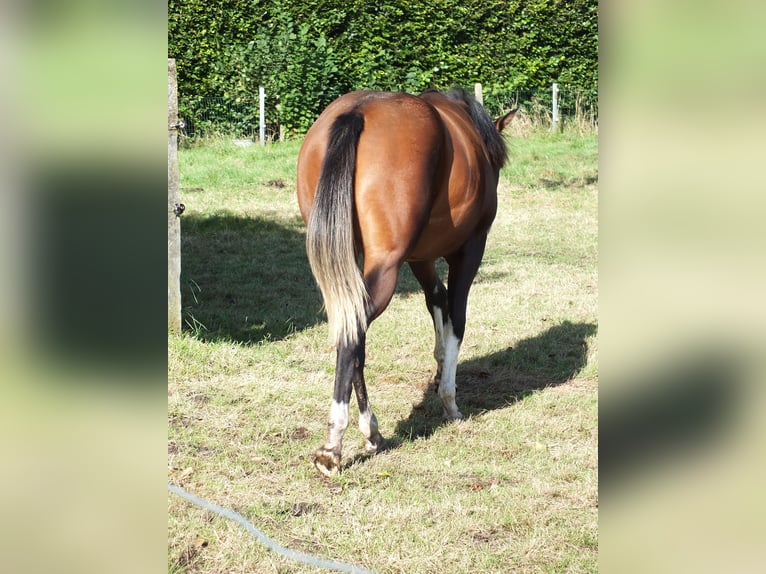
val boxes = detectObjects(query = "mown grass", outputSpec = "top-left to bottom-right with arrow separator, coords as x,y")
169,130 -> 598,573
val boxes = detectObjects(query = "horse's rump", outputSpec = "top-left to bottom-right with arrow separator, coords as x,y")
297,90 -> 501,265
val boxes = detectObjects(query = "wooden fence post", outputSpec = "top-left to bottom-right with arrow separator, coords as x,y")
168,59 -> 182,333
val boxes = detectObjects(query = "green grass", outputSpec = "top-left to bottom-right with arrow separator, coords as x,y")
169,131 -> 597,573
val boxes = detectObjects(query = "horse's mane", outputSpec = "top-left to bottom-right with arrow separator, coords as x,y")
437,87 -> 508,170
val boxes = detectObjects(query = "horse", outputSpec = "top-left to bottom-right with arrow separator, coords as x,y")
296,88 -> 515,476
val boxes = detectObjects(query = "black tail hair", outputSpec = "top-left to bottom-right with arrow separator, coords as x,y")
305,111 -> 371,346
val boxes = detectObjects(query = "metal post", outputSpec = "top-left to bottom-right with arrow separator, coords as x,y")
552,82 -> 560,133
474,82 -> 483,106
259,86 -> 266,145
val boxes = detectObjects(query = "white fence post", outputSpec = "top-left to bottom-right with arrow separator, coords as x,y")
474,82 -> 483,106
259,86 -> 266,145
551,82 -> 560,133
276,103 -> 286,142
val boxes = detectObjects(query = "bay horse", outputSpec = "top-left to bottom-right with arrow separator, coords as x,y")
296,88 -> 515,476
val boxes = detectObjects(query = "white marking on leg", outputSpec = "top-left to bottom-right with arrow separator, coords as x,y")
438,320 -> 463,419
358,406 -> 381,452
358,406 -> 376,438
325,399 -> 349,451
432,307 -> 446,367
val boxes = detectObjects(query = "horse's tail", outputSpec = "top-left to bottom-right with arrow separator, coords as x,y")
306,111 -> 370,347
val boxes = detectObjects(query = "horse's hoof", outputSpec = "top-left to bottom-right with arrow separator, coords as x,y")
443,409 -> 464,421
364,433 -> 386,454
313,448 -> 340,477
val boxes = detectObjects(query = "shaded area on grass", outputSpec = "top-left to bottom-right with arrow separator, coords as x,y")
180,213 -> 321,344
394,259 -> 450,295
391,320 -> 597,445
180,213 -> 446,344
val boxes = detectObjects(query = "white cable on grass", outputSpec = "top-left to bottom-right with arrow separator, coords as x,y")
168,483 -> 374,574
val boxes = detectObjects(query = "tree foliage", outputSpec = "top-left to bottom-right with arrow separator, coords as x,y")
169,0 -> 597,135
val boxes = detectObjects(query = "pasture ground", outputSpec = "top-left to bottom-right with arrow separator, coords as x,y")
168,129 -> 598,573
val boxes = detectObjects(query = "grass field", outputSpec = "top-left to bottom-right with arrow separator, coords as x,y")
168,128 -> 598,573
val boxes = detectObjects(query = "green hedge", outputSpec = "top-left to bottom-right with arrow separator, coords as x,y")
169,0 -> 597,135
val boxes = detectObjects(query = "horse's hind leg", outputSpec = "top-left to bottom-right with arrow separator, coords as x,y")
351,261 -> 401,454
314,335 -> 361,476
314,326 -> 386,475
408,260 -> 449,389
440,232 -> 491,420
351,341 -> 384,455
312,261 -> 398,476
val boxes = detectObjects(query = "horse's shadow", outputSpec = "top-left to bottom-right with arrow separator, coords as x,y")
346,320 -> 596,465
